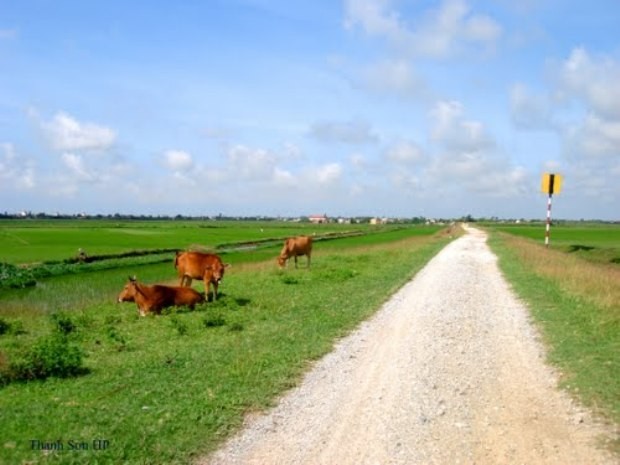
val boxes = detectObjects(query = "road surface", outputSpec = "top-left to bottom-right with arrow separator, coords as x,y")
201,226 -> 615,464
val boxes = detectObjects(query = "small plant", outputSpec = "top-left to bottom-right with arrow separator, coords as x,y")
0,262 -> 36,289
0,318 -> 10,335
170,316 -> 188,336
280,275 -> 299,285
106,325 -> 128,351
228,322 -> 244,332
51,313 -> 77,336
8,320 -> 26,336
203,314 -> 226,328
10,334 -> 86,381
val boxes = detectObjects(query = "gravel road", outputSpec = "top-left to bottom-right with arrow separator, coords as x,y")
201,226 -> 616,465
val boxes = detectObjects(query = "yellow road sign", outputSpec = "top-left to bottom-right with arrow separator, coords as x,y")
541,173 -> 562,195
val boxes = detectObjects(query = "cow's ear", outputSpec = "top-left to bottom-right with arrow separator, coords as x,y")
130,275 -> 137,282
224,263 -> 231,268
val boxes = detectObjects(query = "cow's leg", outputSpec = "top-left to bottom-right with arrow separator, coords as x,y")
294,255 -> 298,269
203,276 -> 211,301
307,253 -> 311,268
212,281 -> 219,300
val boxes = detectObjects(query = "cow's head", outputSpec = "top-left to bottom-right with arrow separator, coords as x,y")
277,255 -> 287,268
117,276 -> 138,303
205,263 -> 229,283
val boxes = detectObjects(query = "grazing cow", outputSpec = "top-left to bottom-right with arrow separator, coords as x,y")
174,251 -> 229,300
117,276 -> 204,316
277,235 -> 313,268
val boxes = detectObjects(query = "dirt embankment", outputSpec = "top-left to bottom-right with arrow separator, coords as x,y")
200,226 -> 617,465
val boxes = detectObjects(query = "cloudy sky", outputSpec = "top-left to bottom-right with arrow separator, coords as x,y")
1,0 -> 619,219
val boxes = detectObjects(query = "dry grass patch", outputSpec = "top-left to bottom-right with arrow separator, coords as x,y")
502,233 -> 620,315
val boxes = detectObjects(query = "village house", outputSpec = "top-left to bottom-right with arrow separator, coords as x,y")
308,214 -> 328,224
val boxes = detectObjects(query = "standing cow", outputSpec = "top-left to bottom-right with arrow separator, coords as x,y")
277,235 -> 313,269
117,276 -> 204,316
174,251 -> 229,300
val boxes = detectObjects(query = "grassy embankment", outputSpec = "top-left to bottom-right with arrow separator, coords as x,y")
486,224 -> 619,442
0,222 -> 451,464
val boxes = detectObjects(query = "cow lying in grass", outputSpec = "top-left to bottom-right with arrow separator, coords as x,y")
174,251 -> 229,300
117,276 -> 204,316
278,235 -> 313,269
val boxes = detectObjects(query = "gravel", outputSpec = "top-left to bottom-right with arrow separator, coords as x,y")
200,226 -> 616,465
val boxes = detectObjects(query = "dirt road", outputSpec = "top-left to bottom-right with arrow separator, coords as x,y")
201,227 -> 615,464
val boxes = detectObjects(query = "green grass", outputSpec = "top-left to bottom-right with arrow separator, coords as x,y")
487,232 -> 619,428
490,223 -> 620,265
0,226 -> 449,464
0,219 -> 373,264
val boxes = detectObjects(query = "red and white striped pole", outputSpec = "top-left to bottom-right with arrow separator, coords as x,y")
545,193 -> 553,248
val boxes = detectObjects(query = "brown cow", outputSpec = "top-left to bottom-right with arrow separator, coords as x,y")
174,251 -> 229,300
277,235 -> 313,268
117,276 -> 204,316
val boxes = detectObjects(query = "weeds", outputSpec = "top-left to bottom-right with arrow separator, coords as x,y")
5,334 -> 86,383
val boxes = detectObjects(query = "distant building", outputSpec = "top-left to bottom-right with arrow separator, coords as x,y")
308,214 -> 328,224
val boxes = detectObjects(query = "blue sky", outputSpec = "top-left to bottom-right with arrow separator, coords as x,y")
1,0 -> 619,219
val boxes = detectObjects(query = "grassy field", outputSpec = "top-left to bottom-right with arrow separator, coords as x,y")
486,225 -> 619,441
0,219 -> 364,265
491,222 -> 620,265
0,221 -> 449,464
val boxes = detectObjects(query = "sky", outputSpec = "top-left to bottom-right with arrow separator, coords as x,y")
1,0 -> 619,220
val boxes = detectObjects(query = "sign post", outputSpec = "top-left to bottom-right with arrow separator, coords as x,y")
540,173 -> 563,248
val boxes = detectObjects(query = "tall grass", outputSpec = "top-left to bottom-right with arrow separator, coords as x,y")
0,230 -> 450,464
487,232 -> 619,427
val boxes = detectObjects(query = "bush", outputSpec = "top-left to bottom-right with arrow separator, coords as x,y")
203,314 -> 226,328
10,334 -> 86,381
0,318 -> 9,335
0,262 -> 36,289
0,319 -> 26,337
170,316 -> 188,336
51,313 -> 77,335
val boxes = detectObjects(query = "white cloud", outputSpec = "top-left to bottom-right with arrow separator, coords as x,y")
343,0 -> 402,39
385,140 -> 424,165
227,144 -> 277,179
344,0 -> 502,58
0,143 -> 36,190
162,150 -> 194,172
273,167 -> 297,186
313,163 -> 343,184
360,59 -> 427,98
42,112 -> 117,152
557,47 -> 620,120
62,153 -> 95,181
431,100 -> 494,152
309,119 -> 379,144
565,114 -> 620,159
510,83 -> 554,130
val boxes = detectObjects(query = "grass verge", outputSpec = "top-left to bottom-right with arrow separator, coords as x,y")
0,232 -> 450,464
487,232 -> 619,438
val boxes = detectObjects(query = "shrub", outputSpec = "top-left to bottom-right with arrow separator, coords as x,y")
0,319 -> 26,337
10,334 -> 86,381
203,314 -> 226,328
106,325 -> 128,351
170,316 -> 188,336
51,313 -> 77,336
0,262 -> 36,289
0,318 -> 9,335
